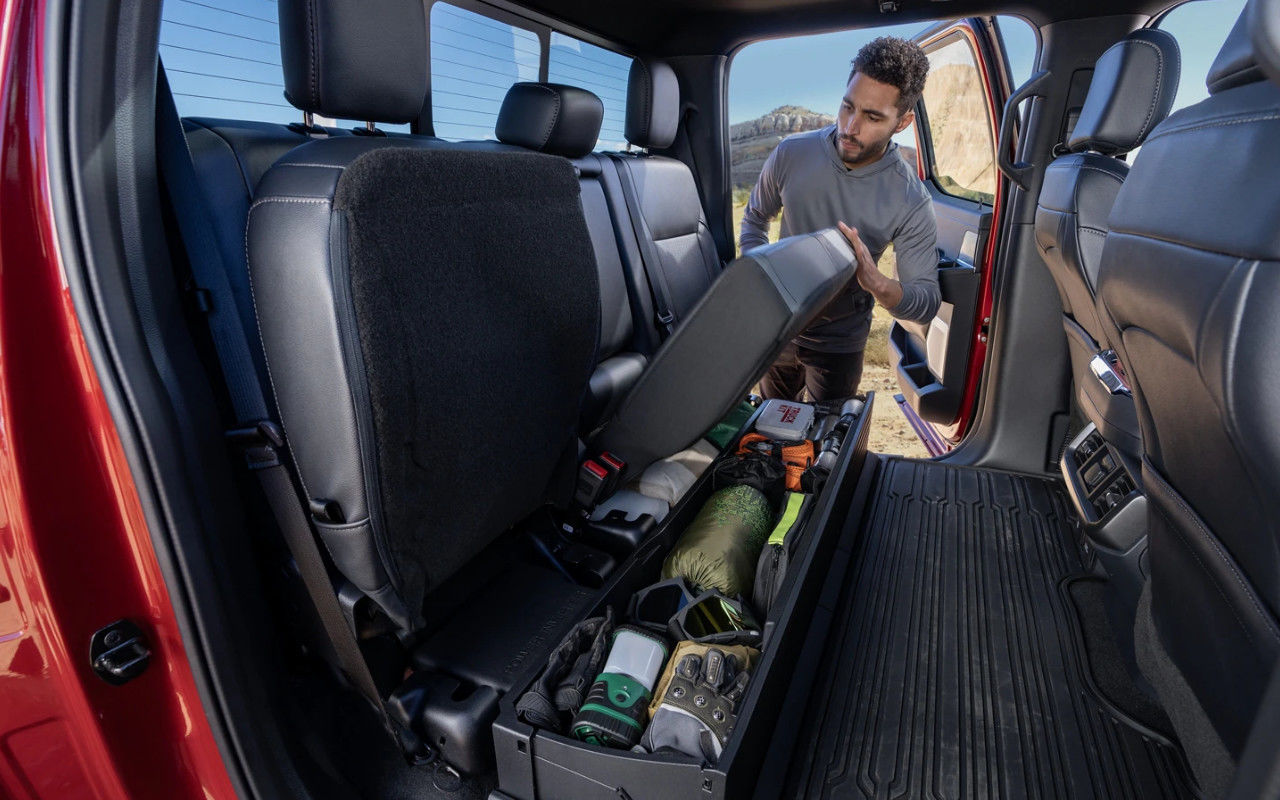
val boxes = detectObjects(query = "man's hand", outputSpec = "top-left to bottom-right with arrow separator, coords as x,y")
838,221 -> 903,312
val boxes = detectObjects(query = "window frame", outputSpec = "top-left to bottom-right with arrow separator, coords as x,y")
911,26 -> 1001,207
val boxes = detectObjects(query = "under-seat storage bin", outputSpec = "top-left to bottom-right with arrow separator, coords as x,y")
491,394 -> 876,799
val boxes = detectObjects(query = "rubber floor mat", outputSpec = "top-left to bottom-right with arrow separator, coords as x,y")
785,459 -> 1196,799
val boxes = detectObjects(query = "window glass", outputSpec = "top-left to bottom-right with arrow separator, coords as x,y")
1156,0 -> 1248,115
728,21 -> 925,250
160,0 -> 410,131
994,15 -> 1038,90
548,33 -> 631,151
160,0 -> 293,123
430,2 -> 540,140
921,32 -> 996,204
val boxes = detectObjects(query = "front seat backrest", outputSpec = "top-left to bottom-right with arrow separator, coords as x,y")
1034,29 -> 1179,453
1095,6 -> 1280,792
249,0 -> 600,632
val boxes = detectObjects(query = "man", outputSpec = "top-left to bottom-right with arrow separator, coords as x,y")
740,36 -> 941,402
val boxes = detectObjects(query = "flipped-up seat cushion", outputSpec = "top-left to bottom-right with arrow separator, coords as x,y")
592,229 -> 855,480
248,145 -> 600,631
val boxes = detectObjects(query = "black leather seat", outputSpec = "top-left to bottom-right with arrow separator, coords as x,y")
1095,5 -> 1280,793
1034,29 -> 1179,456
248,0 -> 600,633
492,82 -> 653,433
605,59 -> 722,338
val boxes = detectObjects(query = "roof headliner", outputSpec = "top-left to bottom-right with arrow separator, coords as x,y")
514,0 -> 1173,54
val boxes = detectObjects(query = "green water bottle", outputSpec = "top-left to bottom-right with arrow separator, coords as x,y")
571,625 -> 668,748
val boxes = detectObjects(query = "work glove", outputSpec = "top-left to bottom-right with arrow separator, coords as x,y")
638,647 -> 751,762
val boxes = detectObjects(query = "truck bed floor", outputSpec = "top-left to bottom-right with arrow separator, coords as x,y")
785,459 -> 1195,799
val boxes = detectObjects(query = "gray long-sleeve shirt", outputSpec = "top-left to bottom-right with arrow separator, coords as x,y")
740,125 -> 941,352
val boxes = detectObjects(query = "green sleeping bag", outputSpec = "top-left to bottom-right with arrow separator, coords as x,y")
662,485 -> 773,597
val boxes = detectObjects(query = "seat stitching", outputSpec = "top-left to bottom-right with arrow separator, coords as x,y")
1142,457 -> 1280,646
1078,227 -> 1107,237
1144,112 -> 1280,145
249,196 -> 332,211
277,163 -> 346,170
1122,39 -> 1164,145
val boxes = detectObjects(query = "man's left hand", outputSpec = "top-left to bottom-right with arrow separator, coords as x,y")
838,221 -> 904,312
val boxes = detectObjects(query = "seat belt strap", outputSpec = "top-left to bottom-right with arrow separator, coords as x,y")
607,154 -> 679,338
156,67 -> 405,748
155,66 -> 269,425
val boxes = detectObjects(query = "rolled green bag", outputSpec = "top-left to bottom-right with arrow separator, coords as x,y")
662,485 -> 773,597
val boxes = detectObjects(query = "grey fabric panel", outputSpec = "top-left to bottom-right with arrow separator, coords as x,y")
625,59 -> 679,149
1068,29 -> 1180,154
278,0 -> 427,122
594,229 -> 854,478
495,82 -> 604,158
1208,4 -> 1266,94
333,148 -> 600,607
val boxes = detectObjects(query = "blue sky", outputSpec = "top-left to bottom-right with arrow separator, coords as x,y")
728,1 -> 1245,125
161,0 -> 1247,138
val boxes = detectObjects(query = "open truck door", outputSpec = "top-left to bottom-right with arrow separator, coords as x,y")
893,18 -> 1018,450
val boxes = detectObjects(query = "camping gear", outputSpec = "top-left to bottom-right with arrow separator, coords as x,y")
516,607 -> 616,733
639,647 -> 753,761
633,440 -> 718,506
570,626 -> 669,749
753,399 -> 815,441
736,433 -> 815,493
629,577 -> 699,637
753,492 -> 812,615
661,485 -> 773,596
668,590 -> 762,648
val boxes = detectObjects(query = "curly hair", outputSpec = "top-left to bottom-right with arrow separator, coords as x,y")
848,36 -> 930,115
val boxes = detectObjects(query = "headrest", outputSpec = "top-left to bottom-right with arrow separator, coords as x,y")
1206,2 -> 1268,94
1254,0 -> 1280,86
1068,29 -> 1180,155
495,83 -> 604,159
625,60 -> 680,150
278,0 -> 427,123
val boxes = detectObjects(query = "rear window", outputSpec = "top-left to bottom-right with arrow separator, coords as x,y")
159,0 -> 410,132
428,2 -> 541,140
548,32 -> 631,151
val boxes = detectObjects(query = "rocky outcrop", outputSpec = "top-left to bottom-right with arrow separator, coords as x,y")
730,106 -> 834,189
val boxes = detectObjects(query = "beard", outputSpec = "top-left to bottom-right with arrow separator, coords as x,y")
836,132 -> 891,167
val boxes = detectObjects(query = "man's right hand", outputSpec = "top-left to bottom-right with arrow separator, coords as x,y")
838,221 -> 904,312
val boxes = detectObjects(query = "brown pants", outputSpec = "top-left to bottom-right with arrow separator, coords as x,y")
759,341 -> 865,403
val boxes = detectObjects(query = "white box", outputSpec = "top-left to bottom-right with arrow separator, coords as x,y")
753,399 -> 815,441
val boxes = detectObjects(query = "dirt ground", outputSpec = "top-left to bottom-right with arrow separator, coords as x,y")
733,202 -> 932,459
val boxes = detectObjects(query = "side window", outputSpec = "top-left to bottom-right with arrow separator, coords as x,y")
919,32 -> 997,204
1156,0 -> 1248,115
429,3 -> 541,140
548,33 -> 631,151
994,15 -> 1039,90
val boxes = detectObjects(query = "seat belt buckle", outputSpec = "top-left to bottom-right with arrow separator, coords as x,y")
598,452 -> 626,496
225,420 -> 285,470
574,459 -> 611,509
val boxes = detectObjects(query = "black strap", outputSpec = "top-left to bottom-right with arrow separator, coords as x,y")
607,154 -> 678,338
155,67 -> 269,425
156,67 -> 404,746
